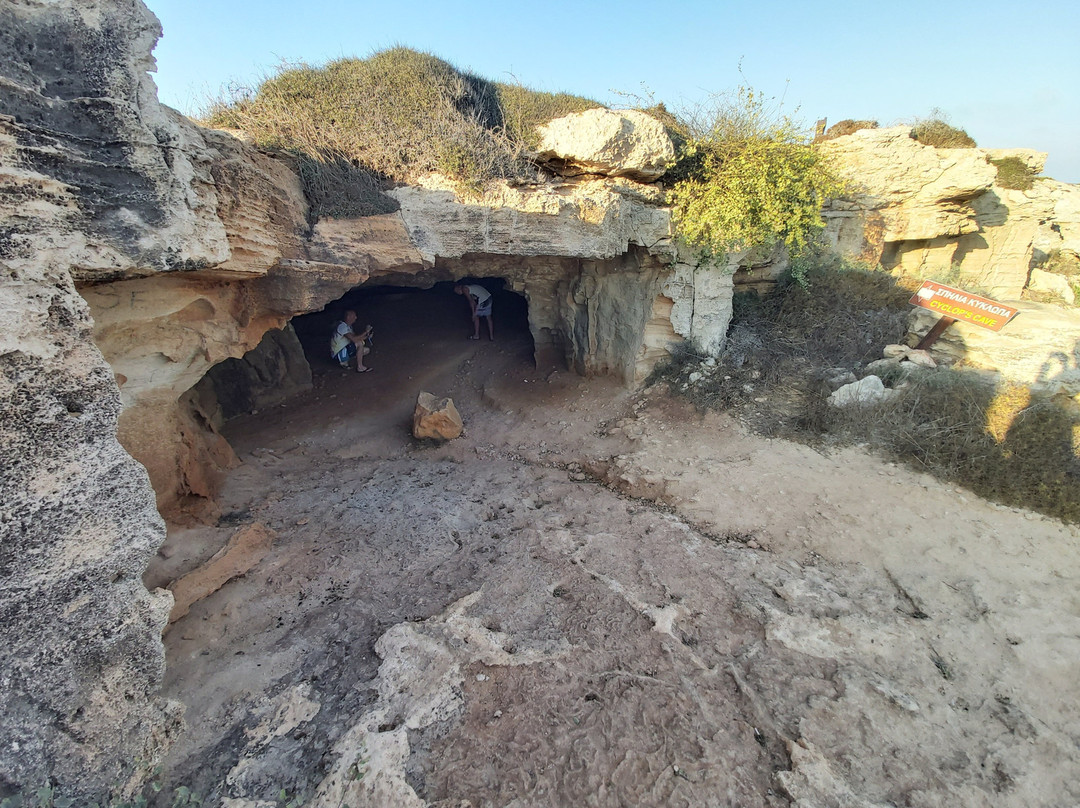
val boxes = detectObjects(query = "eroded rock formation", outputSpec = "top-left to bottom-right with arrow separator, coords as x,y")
821,126 -> 1080,299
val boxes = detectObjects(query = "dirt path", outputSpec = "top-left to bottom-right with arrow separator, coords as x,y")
147,295 -> 1080,807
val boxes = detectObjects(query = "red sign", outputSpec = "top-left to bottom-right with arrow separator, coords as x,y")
908,281 -> 1019,332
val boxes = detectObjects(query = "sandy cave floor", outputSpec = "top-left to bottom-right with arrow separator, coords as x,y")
145,292 -> 1080,807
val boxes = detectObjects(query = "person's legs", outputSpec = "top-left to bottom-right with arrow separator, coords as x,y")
357,344 -> 371,372
337,343 -> 357,368
475,298 -> 492,340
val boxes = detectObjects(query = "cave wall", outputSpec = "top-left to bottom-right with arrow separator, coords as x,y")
819,127 -> 1080,299
0,0 -> 199,798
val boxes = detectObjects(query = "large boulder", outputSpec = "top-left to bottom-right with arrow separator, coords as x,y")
534,109 -> 675,182
413,392 -> 464,441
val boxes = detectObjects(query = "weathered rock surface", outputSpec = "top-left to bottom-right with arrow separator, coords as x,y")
167,523 -> 275,623
412,392 -> 464,441
828,374 -> 895,407
192,324 -> 313,424
821,126 -> 1080,299
0,0 -> 188,798
534,108 -> 676,182
909,303 -> 1080,396
1028,267 -> 1076,305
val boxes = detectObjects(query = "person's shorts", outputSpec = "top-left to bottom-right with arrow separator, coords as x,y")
476,298 -> 493,317
334,343 -> 357,366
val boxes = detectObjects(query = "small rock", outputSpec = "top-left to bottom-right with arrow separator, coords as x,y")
688,372 -> 702,383
883,344 -> 911,359
865,358 -> 901,377
476,673 -> 489,682
903,349 -> 937,368
828,375 -> 897,407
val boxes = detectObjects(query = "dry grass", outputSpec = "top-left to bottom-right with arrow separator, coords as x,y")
816,119 -> 879,142
910,119 -> 977,149
990,156 -> 1037,190
202,47 -> 600,216
651,258 -> 1080,522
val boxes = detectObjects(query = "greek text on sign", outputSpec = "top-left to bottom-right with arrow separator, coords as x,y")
908,281 -> 1019,332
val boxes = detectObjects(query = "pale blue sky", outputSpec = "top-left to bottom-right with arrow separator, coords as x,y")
145,0 -> 1079,183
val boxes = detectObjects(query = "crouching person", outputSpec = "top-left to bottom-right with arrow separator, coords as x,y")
330,310 -> 373,372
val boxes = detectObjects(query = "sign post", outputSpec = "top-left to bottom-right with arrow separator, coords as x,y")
908,281 -> 1020,350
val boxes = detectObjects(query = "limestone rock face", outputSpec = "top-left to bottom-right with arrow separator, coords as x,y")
0,0 -> 189,797
822,127 -> 1080,300
909,303 -> 1080,396
413,392 -> 464,440
387,177 -> 673,266
0,0 -> 230,282
822,126 -> 996,246
534,109 -> 676,182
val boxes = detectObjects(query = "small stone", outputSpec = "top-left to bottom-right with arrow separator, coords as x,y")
903,349 -> 937,368
476,673 -> 489,682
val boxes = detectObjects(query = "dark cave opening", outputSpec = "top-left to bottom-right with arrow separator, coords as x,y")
290,279 -> 534,377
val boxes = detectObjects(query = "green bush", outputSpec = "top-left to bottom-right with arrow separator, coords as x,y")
203,47 -> 600,214
667,87 -> 846,263
816,119 -> 879,142
910,118 -> 977,148
990,156 -> 1036,190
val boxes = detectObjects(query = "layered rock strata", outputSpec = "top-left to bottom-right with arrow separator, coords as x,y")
821,126 -> 1080,300
0,0 -> 198,798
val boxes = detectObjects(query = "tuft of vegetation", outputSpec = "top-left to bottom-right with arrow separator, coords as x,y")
667,87 -> 846,264
1040,248 -> 1080,277
816,119 -> 879,142
989,156 -> 1037,190
910,115 -> 977,148
493,82 -> 601,149
203,47 -> 600,215
650,254 -> 1080,523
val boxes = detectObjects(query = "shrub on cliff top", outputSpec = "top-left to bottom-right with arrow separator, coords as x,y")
203,47 -> 599,214
910,117 -> 977,148
816,119 -> 879,142
494,82 -> 602,148
990,156 -> 1037,190
667,87 -> 846,263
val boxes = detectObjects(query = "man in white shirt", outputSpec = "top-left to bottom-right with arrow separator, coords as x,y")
454,284 -> 494,341
329,310 -> 373,372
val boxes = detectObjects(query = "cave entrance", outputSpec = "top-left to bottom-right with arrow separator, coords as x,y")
190,278 -> 537,467
290,279 -> 533,379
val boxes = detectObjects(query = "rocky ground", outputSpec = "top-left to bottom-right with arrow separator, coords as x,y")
145,292 -> 1080,807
